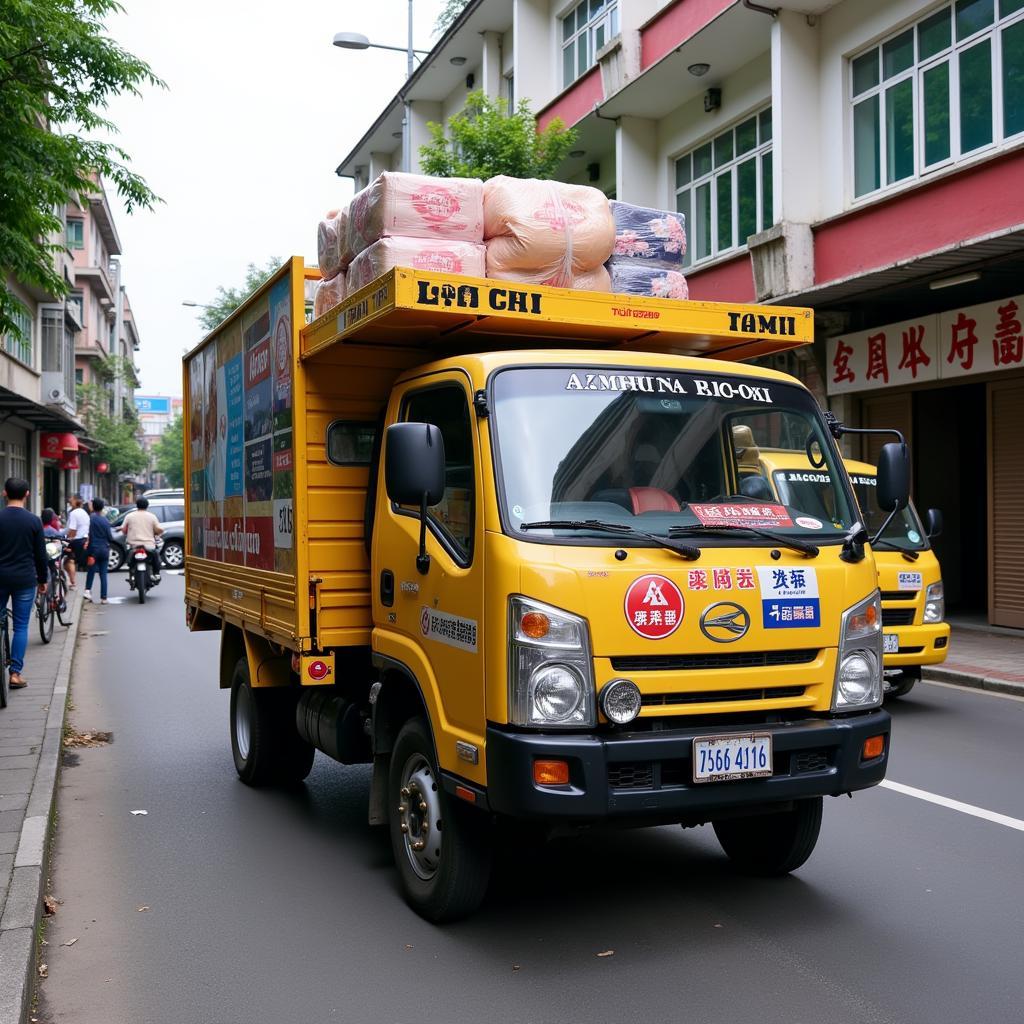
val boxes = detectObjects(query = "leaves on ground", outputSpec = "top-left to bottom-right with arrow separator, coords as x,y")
63,729 -> 111,748
37,963 -> 48,978
42,895 -> 59,916
61,937 -> 78,947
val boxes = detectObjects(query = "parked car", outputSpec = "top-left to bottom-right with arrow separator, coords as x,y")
108,498 -> 186,571
140,488 -> 184,500
158,520 -> 185,569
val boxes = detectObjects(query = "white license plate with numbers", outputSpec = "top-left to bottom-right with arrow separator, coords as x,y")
693,734 -> 772,783
883,633 -> 899,653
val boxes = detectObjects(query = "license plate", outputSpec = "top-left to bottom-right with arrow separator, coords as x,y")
693,734 -> 772,783
883,633 -> 899,653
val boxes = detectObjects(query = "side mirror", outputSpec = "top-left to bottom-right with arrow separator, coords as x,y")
385,422 -> 445,508
876,442 -> 910,512
926,507 -> 943,539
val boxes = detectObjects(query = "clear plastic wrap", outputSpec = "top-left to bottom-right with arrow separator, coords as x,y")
608,264 -> 689,300
572,266 -> 612,292
608,201 -> 687,268
346,172 -> 485,259
313,273 -> 347,319
483,176 -> 615,288
346,237 -> 487,292
317,208 -> 352,280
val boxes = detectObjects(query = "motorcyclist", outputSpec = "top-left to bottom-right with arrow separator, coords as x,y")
121,497 -> 163,585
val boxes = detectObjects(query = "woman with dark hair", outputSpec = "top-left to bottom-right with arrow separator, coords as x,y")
41,508 -> 64,538
84,498 -> 114,604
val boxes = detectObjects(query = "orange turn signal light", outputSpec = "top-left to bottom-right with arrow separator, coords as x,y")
533,759 -> 570,786
455,785 -> 476,804
520,611 -> 551,639
862,735 -> 885,760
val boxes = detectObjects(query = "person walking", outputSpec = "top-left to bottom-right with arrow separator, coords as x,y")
0,478 -> 48,690
65,494 -> 90,589
84,498 -> 113,603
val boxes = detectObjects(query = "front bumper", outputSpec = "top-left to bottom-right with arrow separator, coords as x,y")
882,622 -> 951,667
485,710 -> 890,822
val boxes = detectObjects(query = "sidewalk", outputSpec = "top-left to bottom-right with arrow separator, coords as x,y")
923,622 -> 1024,697
0,589 -> 83,1024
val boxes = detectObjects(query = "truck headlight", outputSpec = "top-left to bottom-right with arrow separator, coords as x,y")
509,596 -> 595,728
832,591 -> 883,712
924,581 -> 944,623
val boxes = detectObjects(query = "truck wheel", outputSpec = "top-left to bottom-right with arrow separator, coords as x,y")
886,667 -> 919,699
229,658 -> 315,786
388,718 -> 491,922
713,797 -> 823,877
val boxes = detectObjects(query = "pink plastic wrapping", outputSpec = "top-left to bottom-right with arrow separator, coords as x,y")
483,176 -> 615,288
346,237 -> 487,293
313,273 -> 347,319
346,172 -> 485,258
317,208 -> 352,280
572,266 -> 611,292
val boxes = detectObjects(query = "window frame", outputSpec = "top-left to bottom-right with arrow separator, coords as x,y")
326,420 -> 378,467
560,0 -> 619,89
672,104 -> 774,270
66,218 -> 84,250
848,0 -> 1024,204
2,306 -> 34,367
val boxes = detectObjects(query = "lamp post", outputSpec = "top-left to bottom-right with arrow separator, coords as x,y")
333,2 -> 429,173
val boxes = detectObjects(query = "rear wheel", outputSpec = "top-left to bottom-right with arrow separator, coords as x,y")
55,573 -> 71,626
388,718 -> 491,922
229,657 -> 314,787
108,547 -> 123,572
713,797 -> 823,877
37,586 -> 54,644
136,565 -> 147,604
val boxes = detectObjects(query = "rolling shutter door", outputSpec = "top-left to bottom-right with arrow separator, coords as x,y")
861,393 -> 913,467
988,379 -> 1024,628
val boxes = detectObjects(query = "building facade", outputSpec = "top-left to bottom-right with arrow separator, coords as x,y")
134,394 -> 183,489
337,0 -> 1024,628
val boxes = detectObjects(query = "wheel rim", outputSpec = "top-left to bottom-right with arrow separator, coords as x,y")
109,550 -> 121,570
163,544 -> 183,568
235,684 -> 252,760
397,753 -> 443,881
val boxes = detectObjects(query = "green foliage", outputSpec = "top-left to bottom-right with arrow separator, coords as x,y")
419,91 -> 577,181
434,0 -> 469,35
76,355 -> 146,476
196,259 -> 281,332
151,411 -> 184,488
0,0 -> 163,338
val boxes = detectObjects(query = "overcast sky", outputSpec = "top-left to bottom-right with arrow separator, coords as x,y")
102,0 -> 449,398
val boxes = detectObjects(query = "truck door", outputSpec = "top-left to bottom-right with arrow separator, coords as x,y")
372,372 -> 485,765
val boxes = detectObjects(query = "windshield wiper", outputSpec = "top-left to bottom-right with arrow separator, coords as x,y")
519,520 -> 701,560
871,539 -> 920,561
668,524 -> 819,557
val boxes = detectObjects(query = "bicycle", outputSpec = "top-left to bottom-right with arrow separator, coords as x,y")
0,609 -> 9,709
38,539 -> 72,644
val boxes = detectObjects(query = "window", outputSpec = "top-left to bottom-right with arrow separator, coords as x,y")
66,292 -> 83,325
673,106 -> 773,267
851,0 -> 1024,198
561,0 -> 619,88
66,218 -> 84,250
75,368 -> 84,386
505,73 -> 515,109
402,385 -> 475,560
9,442 -> 27,482
326,421 -> 377,465
2,306 -> 33,366
42,308 -> 63,373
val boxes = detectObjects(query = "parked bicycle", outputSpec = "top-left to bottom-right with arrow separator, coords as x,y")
36,538 -> 72,644
0,610 -> 10,710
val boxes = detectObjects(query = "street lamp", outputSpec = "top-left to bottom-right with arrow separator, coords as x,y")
333,3 -> 430,173
182,301 -> 216,311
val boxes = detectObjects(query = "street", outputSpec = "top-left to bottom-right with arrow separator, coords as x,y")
37,573 -> 1024,1024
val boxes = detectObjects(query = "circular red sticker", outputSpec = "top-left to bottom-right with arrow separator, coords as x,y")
624,575 -> 684,639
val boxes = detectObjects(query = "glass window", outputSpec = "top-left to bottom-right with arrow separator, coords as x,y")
327,421 -> 377,465
672,105 -> 773,268
561,0 -> 618,87
66,219 -> 84,250
851,1 -> 1023,199
402,385 -> 475,560
2,306 -> 33,366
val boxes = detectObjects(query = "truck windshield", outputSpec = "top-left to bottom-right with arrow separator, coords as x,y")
772,469 -> 927,552
490,366 -> 857,544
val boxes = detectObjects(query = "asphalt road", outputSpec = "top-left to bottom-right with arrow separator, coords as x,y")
40,573 -> 1024,1024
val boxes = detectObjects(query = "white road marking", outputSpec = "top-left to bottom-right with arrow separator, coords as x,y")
880,779 -> 1024,833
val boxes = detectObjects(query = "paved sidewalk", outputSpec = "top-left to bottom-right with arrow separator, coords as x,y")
924,623 -> 1024,697
0,590 -> 83,1024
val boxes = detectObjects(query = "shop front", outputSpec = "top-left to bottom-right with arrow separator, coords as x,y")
828,293 -> 1024,629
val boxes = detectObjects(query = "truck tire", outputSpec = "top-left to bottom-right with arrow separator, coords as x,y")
886,667 -> 919,699
713,797 -> 823,877
388,718 -> 491,922
229,658 -> 315,787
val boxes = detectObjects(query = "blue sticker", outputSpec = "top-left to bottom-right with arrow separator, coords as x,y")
763,598 -> 820,628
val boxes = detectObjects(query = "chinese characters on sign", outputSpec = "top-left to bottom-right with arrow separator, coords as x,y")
826,294 -> 1024,396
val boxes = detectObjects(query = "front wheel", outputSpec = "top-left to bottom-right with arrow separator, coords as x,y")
713,797 -> 823,877
108,546 -> 123,572
886,667 -> 919,699
388,718 -> 491,922
37,588 -> 54,644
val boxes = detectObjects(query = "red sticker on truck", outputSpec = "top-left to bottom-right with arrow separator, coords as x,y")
690,503 -> 793,529
624,575 -> 684,640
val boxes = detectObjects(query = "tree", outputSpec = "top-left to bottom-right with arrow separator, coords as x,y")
434,0 -> 469,35
76,356 -> 147,478
419,91 -> 577,181
0,0 -> 162,339
151,412 -> 184,488
196,259 -> 280,332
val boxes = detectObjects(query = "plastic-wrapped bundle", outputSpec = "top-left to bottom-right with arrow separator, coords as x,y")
346,237 -> 486,292
346,172 -> 484,259
607,201 -> 686,268
483,176 -> 615,289
317,208 -> 352,280
572,266 -> 611,292
608,264 -> 689,300
313,273 -> 347,319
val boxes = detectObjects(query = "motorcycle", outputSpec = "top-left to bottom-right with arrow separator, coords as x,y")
127,546 -> 160,604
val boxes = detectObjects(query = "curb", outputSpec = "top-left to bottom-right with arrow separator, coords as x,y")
0,589 -> 83,1024
923,665 -> 1024,699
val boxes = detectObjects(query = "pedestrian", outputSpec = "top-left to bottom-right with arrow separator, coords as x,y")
65,494 -> 89,589
0,478 -> 48,690
41,508 -> 64,538
84,498 -> 113,604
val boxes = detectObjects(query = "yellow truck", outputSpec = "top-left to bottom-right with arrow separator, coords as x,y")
749,450 -> 949,698
185,260 -> 902,920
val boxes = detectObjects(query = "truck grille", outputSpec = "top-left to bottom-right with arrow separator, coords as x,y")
640,686 -> 805,708
610,649 -> 818,672
882,608 -> 916,626
880,590 -> 917,601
